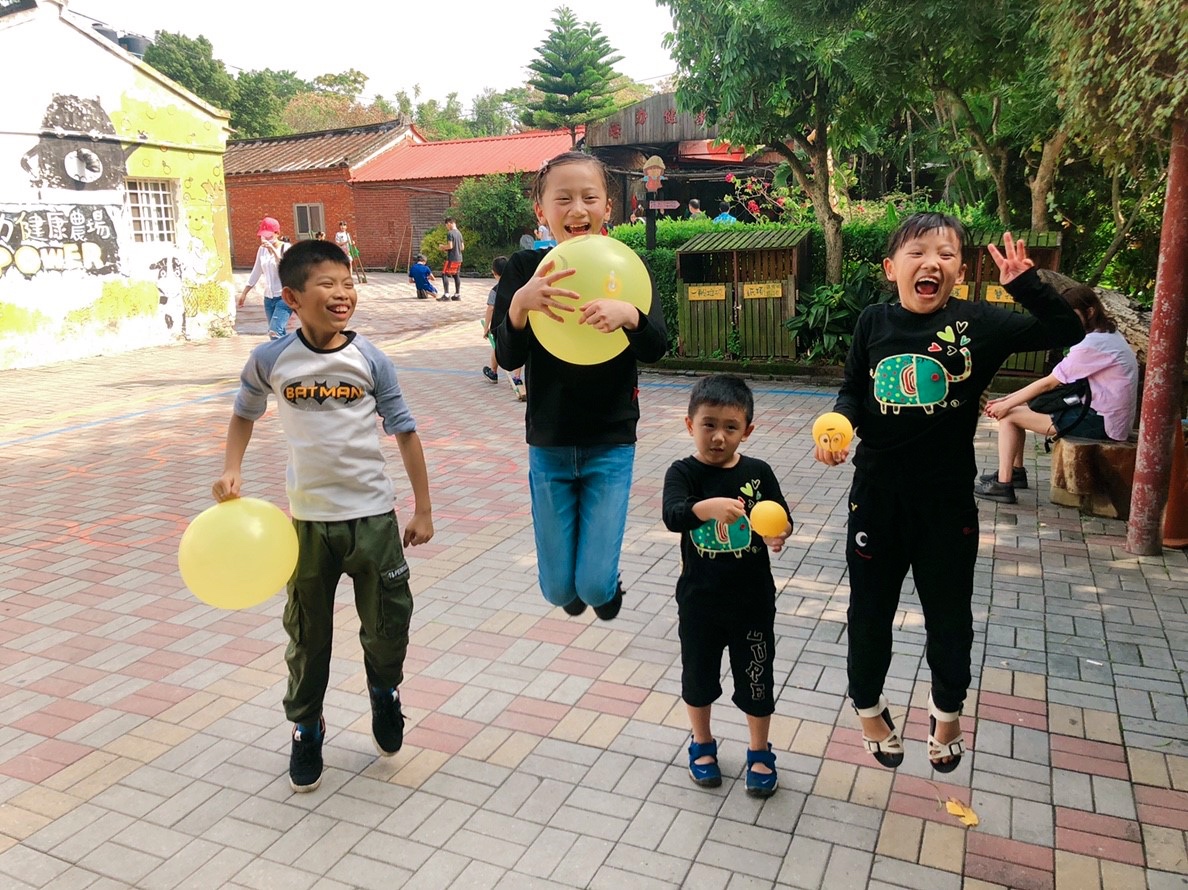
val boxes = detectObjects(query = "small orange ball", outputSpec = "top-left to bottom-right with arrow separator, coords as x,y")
749,500 -> 789,538
812,412 -> 854,452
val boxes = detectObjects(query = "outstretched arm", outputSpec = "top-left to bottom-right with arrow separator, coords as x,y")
394,431 -> 433,547
212,414 -> 254,501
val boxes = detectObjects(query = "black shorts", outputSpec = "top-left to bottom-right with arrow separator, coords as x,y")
678,591 -> 776,717
1052,405 -> 1108,440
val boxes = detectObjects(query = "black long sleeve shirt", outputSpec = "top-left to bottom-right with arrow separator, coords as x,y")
834,268 -> 1084,483
492,248 -> 668,446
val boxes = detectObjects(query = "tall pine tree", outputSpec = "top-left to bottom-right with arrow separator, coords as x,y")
523,6 -> 623,145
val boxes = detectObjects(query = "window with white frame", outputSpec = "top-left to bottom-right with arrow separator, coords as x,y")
294,203 -> 324,240
125,179 -> 177,243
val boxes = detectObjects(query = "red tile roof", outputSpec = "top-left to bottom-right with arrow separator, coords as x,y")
224,121 -> 418,176
352,130 -> 577,183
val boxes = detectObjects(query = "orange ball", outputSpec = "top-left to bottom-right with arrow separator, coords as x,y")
812,412 -> 853,452
749,500 -> 789,538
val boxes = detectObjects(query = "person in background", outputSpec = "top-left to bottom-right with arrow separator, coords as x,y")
712,201 -> 738,224
408,253 -> 438,301
975,284 -> 1139,503
238,216 -> 291,340
688,198 -> 704,219
440,217 -> 464,300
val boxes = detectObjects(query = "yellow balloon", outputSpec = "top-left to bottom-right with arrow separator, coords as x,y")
812,412 -> 854,452
749,500 -> 789,538
178,498 -> 298,609
529,235 -> 652,365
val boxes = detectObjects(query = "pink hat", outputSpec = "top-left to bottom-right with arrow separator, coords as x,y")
257,217 -> 280,237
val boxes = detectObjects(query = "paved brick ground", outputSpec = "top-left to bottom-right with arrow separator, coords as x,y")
1,272 -> 1186,889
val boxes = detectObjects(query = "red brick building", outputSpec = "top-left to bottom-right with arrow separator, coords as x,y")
351,129 -> 575,270
225,124 -> 573,271
224,120 -> 421,268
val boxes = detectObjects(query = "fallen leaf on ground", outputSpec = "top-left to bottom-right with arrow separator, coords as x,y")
945,798 -> 980,827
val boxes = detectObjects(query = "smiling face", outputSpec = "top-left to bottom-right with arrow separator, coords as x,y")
686,403 -> 754,468
883,226 -> 966,314
283,259 -> 356,348
535,160 -> 611,243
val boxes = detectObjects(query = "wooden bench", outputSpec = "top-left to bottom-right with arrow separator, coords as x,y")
1049,435 -> 1137,520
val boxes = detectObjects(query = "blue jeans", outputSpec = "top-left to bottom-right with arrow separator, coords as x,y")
264,295 -> 292,339
528,444 -> 634,608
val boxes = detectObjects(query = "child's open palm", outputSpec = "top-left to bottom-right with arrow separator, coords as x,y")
510,260 -> 580,326
987,232 -> 1034,285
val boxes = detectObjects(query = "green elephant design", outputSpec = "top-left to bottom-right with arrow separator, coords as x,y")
690,516 -> 752,558
872,347 -> 972,414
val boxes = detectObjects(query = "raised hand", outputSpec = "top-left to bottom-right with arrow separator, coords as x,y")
508,261 -> 580,327
986,231 -> 1034,285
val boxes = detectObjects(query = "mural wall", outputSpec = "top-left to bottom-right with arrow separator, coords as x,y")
0,5 -> 232,370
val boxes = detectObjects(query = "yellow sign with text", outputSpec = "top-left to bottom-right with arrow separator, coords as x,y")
688,285 -> 726,302
951,284 -> 970,301
985,284 -> 1013,304
742,281 -> 782,299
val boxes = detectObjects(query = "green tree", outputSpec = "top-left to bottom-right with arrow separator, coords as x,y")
1040,0 -> 1188,555
523,6 -> 623,144
470,88 -> 517,136
143,31 -> 237,111
849,0 -> 1066,228
313,69 -> 370,101
230,70 -> 285,138
664,0 -> 860,284
453,173 -> 535,246
415,93 -> 470,139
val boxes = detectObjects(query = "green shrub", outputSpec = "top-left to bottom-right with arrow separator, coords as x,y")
785,263 -> 891,363
609,223 -> 706,349
453,173 -> 535,248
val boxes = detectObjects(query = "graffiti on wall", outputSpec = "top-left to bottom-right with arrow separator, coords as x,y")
21,95 -> 133,193
0,204 -> 121,278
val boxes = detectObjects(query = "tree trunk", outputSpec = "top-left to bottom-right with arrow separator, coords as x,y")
773,137 -> 845,285
939,88 -> 1011,224
1128,117 -> 1188,555
1028,131 -> 1068,232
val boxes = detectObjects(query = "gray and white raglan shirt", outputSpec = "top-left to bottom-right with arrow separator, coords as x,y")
233,330 -> 416,521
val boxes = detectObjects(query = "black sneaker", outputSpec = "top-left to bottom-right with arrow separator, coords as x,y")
289,718 -> 325,792
593,582 -> 624,621
974,478 -> 1017,504
369,686 -> 405,756
979,467 -> 1028,490
562,597 -> 588,616
483,366 -> 499,383
450,294 -> 461,301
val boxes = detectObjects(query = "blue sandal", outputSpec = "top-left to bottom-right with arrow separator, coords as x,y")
688,738 -> 722,787
745,744 -> 778,797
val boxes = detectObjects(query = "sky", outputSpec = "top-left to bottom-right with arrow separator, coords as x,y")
67,0 -> 678,111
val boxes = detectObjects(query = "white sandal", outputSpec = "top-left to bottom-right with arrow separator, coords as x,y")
927,693 -> 965,773
854,695 -> 904,768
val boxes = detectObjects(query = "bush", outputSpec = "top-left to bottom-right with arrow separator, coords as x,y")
611,219 -> 719,348
453,173 -> 535,248
785,263 -> 891,363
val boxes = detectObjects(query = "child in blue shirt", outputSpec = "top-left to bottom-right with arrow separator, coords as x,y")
408,254 -> 438,300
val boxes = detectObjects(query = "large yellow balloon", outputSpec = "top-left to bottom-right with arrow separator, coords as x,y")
178,497 -> 298,609
749,500 -> 789,538
812,412 -> 854,452
529,235 -> 652,365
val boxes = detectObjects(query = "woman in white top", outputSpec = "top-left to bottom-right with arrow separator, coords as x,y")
238,217 -> 291,340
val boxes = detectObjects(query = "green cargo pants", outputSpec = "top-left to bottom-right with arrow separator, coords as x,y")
282,511 -> 413,724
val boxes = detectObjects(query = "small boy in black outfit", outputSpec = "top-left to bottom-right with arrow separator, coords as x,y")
662,375 -> 792,797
